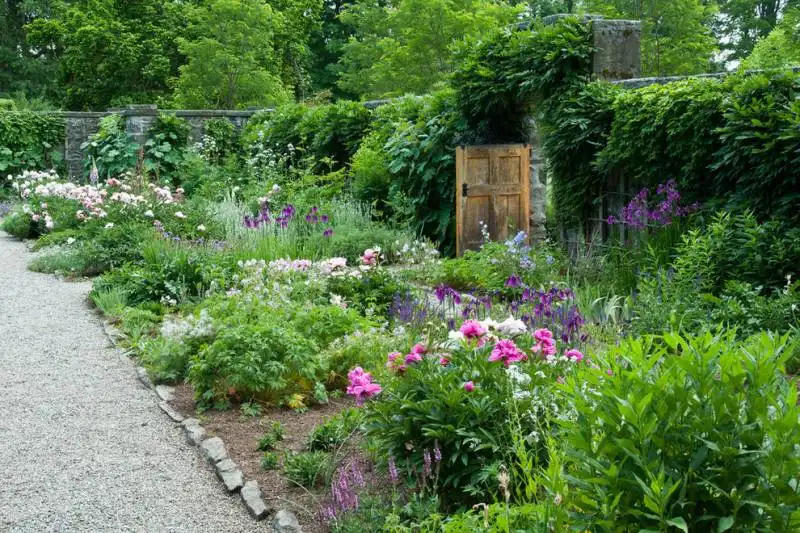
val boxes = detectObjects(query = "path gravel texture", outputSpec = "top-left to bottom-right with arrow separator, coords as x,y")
0,234 -> 266,532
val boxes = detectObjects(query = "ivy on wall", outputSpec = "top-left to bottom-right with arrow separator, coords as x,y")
0,111 -> 65,176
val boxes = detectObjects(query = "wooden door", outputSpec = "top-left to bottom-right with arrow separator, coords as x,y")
456,144 -> 531,256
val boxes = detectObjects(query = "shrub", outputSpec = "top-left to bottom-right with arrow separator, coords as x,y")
363,328 -> 582,506
82,114 -> 138,179
554,331 -> 800,532
0,111 -> 65,176
188,319 -> 322,406
143,113 -> 192,184
257,421 -> 285,451
0,208 -> 35,239
284,451 -> 332,488
384,90 -> 467,251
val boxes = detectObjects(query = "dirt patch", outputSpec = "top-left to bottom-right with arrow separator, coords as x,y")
170,384 -> 350,532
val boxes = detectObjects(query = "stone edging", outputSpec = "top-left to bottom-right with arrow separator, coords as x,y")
101,319 -> 303,532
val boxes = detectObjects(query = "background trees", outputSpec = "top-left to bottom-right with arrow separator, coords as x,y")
3,0 -> 800,109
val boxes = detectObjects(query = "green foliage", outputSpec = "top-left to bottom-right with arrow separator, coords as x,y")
0,208 -> 35,239
336,0 -> 520,99
544,82 -> 620,226
712,72 -> 800,224
0,111 -> 64,175
257,421 -> 286,451
437,240 -> 565,293
173,0 -> 289,109
260,451 -> 279,470
307,408 -> 363,451
25,0 -> 186,110
553,71 -> 800,228
90,287 -> 129,318
325,268 -> 407,317
453,17 -> 594,142
283,450 -> 332,488
143,113 -> 192,183
742,9 -> 800,69
385,90 -> 467,250
201,118 -> 241,164
187,301 -> 323,405
555,331 -> 800,531
81,114 -> 137,180
596,77 -> 726,209
246,100 -> 373,173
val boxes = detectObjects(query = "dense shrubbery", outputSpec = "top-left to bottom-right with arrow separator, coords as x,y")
0,111 -> 65,176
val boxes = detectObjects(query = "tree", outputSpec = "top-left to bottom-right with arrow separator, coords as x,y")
25,0 -> 186,110
741,7 -> 800,67
584,0 -> 717,76
1,0 -> 59,100
336,0 -> 521,99
172,0 -> 290,109
715,0 -> 800,63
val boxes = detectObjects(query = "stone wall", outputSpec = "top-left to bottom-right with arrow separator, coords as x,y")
60,105 -> 265,180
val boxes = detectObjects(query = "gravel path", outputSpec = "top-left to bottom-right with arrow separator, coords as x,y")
0,234 -> 266,533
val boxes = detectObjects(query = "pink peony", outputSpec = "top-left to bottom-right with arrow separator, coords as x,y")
460,320 -> 487,340
346,367 -> 382,406
532,330 -> 557,356
410,343 -> 426,355
533,328 -> 554,342
565,349 -> 584,362
463,381 -> 475,392
489,339 -> 528,367
439,356 -> 450,367
361,248 -> 378,266
404,352 -> 423,365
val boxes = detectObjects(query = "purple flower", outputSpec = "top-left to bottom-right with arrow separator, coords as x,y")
388,456 -> 399,484
321,215 -> 329,223
505,274 -> 522,288
323,228 -> 333,238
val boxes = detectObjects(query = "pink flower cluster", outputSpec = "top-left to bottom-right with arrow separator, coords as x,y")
489,339 -> 528,367
346,367 -> 382,406
532,329 -> 557,356
460,320 -> 487,340
386,343 -> 427,372
361,248 -> 379,266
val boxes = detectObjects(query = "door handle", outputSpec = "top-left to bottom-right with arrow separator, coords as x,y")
462,183 -> 468,197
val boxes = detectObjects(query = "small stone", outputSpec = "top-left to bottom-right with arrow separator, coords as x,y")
215,459 -> 244,492
240,480 -> 269,520
158,401 -> 184,423
135,367 -> 152,389
200,437 -> 228,464
272,509 -> 302,533
155,385 -> 174,402
181,418 -> 206,446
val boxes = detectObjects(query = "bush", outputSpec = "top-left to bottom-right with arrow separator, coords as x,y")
363,330 -> 580,507
0,208 -> 35,239
554,331 -> 800,531
82,114 -> 138,179
284,451 -> 332,488
143,113 -> 192,184
0,111 -> 65,176
188,318 -> 322,406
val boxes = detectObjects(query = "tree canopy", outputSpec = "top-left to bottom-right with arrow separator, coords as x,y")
3,0 -> 800,109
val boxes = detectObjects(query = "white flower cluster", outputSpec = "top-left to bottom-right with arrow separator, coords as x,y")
392,238 -> 440,266
160,309 -> 215,340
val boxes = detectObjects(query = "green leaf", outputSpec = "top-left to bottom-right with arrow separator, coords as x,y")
717,516 -> 734,532
666,517 -> 688,532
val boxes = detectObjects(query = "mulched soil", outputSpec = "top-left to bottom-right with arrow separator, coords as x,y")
170,384 -> 350,533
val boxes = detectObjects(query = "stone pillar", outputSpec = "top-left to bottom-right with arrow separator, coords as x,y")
63,112 -> 108,180
591,19 -> 641,80
526,117 -> 547,241
121,104 -> 159,148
